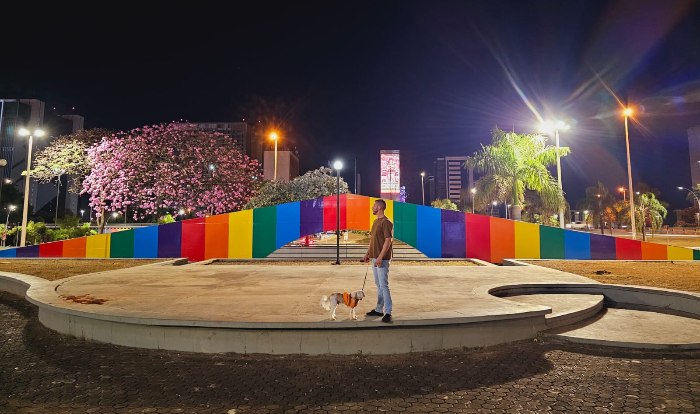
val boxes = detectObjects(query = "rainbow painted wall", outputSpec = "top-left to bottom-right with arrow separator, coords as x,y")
0,194 -> 698,263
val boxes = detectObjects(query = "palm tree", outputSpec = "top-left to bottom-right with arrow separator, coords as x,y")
469,128 -> 568,221
630,193 -> 667,241
578,182 -> 615,235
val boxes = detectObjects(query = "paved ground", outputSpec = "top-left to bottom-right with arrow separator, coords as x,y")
43,263 -> 593,323
2,292 -> 699,414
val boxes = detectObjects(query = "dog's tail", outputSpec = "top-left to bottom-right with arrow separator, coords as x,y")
320,295 -> 331,311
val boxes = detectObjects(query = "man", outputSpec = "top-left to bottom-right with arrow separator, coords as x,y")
363,199 -> 393,323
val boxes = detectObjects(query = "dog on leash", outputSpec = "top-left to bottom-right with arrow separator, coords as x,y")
320,291 -> 365,320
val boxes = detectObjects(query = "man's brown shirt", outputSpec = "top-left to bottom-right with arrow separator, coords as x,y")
368,216 -> 393,259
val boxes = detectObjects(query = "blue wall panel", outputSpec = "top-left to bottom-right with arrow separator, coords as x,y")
276,202 -> 301,249
564,230 -> 591,260
133,226 -> 159,258
416,205 -> 441,258
16,245 -> 39,258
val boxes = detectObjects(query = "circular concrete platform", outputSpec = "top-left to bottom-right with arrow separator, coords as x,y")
2,261 -> 698,354
11,262 -> 598,354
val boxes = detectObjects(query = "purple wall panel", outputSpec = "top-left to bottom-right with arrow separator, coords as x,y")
16,245 -> 39,258
300,198 -> 324,236
589,233 -> 616,260
441,210 -> 466,258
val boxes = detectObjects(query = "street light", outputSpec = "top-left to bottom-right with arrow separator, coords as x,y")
622,106 -> 637,239
539,120 -> 570,228
678,186 -> 700,226
332,160 -> 343,265
269,131 -> 279,181
470,188 -> 477,214
618,186 -> 626,201
80,209 -> 85,220
491,200 -> 498,217
3,205 -> 16,247
17,127 -> 45,247
0,159 -> 6,210
420,172 -> 426,205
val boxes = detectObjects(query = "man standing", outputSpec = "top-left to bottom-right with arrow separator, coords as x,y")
363,199 -> 394,323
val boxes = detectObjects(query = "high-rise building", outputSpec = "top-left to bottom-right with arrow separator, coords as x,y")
689,126 -> 700,188
380,150 -> 400,201
193,122 -> 248,154
0,99 -> 84,218
431,156 -> 473,205
263,150 -> 299,182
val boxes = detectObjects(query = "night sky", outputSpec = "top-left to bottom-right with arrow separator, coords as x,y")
2,1 -> 700,210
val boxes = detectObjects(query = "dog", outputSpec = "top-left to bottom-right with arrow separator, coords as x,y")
320,290 -> 365,320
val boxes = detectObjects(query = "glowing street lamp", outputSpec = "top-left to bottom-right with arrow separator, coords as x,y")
420,172 -> 426,205
622,106 -> 637,239
470,188 -> 477,214
17,127 -> 45,247
618,186 -> 626,201
539,120 -> 570,228
332,160 -> 343,265
269,131 -> 279,181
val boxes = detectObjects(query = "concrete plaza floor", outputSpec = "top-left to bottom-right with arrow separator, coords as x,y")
45,262 -> 596,324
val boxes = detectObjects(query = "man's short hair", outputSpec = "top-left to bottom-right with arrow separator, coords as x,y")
374,199 -> 387,210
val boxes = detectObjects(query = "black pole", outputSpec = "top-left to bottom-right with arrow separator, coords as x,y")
335,169 -> 341,265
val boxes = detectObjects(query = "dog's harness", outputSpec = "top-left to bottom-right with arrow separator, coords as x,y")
342,292 -> 359,308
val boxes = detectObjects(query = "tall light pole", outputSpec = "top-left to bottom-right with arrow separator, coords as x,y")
269,131 -> 279,181
0,160 -> 7,209
623,107 -> 637,239
678,186 -> 700,226
470,188 -> 477,214
3,205 -> 15,247
420,172 -> 425,205
333,160 -> 343,265
539,120 -> 570,228
18,127 -> 45,247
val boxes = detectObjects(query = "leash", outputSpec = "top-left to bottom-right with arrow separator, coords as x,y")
361,260 -> 370,292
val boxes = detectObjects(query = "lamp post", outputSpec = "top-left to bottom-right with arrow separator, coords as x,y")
491,201 -> 497,217
470,188 -> 477,214
678,186 -> 700,226
420,172 -> 425,205
18,127 -> 45,247
3,205 -> 15,247
618,186 -> 626,201
269,131 -> 279,181
539,120 -> 570,228
333,160 -> 343,265
0,160 -> 7,209
623,107 -> 637,239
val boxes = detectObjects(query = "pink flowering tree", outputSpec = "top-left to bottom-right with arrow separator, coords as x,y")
82,123 -> 261,233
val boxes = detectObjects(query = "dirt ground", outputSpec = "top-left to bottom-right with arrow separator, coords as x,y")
0,259 -> 166,281
523,260 -> 700,293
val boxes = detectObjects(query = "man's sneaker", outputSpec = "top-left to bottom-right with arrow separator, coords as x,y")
366,310 -> 383,317
381,314 -> 393,323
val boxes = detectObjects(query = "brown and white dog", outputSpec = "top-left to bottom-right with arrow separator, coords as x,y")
320,291 -> 365,320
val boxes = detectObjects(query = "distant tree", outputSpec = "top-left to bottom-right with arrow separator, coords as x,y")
470,128 -> 568,220
522,190 -> 558,225
430,198 -> 459,211
623,192 -> 667,241
578,182 -> 615,234
246,167 -> 349,209
82,123 -> 261,233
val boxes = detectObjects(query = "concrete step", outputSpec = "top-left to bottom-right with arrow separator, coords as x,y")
500,294 -> 605,329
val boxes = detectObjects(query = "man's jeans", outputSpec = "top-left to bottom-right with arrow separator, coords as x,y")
371,258 -> 392,315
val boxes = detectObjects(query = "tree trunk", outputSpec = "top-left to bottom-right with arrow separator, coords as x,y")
511,205 -> 522,221
97,208 -> 106,234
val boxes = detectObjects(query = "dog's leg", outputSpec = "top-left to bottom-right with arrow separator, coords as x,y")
331,302 -> 337,320
351,308 -> 357,320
